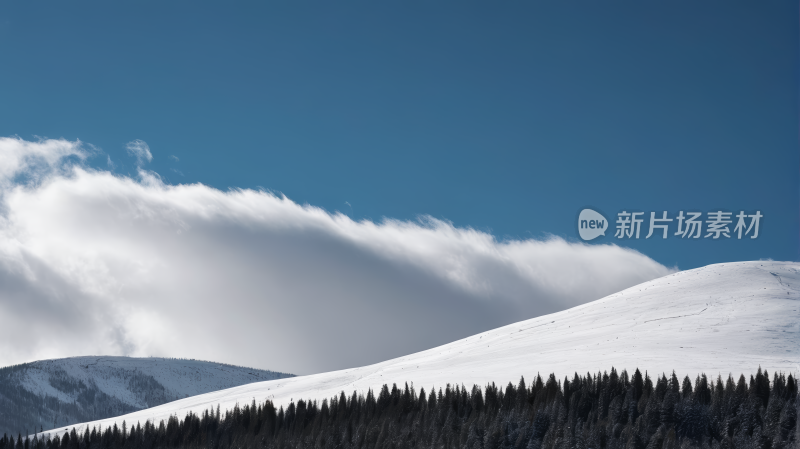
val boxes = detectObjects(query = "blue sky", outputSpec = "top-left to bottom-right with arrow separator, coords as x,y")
0,0 -> 796,271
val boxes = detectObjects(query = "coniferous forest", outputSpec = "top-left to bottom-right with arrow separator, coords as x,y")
3,368 -> 797,449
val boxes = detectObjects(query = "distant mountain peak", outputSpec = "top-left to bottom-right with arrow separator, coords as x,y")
0,356 -> 292,435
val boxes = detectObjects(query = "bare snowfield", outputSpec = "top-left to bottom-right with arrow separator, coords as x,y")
42,261 -> 799,437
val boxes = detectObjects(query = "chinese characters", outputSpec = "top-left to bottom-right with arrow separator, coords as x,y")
614,211 -> 761,239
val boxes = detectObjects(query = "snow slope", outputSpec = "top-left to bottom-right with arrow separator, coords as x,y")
1,357 -> 292,435
42,261 -> 799,437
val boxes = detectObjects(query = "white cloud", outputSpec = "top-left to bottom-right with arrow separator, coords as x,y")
0,137 -> 87,189
125,139 -> 152,166
0,138 -> 675,375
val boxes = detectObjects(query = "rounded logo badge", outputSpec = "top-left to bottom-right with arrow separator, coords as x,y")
578,209 -> 607,241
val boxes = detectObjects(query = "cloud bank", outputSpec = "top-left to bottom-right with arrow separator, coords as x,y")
0,137 -> 674,374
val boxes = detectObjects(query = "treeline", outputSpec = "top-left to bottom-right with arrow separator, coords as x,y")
4,368 -> 798,449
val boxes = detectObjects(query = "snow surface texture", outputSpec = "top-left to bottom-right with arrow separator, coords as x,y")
3,357 -> 292,435
41,261 -> 799,437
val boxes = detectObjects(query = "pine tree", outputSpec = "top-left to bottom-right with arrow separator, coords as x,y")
694,374 -> 711,405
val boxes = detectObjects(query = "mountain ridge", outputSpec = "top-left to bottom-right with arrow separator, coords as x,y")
0,356 -> 293,436
34,261 -> 800,437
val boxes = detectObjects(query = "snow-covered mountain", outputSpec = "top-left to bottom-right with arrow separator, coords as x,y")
41,261 -> 800,437
0,357 -> 292,436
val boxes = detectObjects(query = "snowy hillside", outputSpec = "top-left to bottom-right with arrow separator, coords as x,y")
42,261 -> 799,437
0,357 -> 292,435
